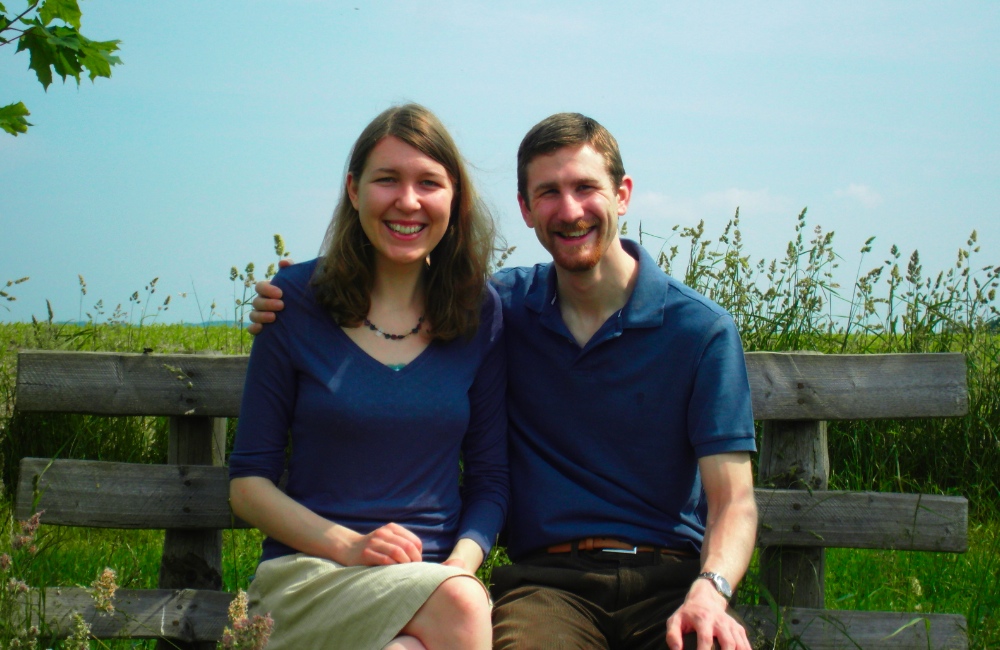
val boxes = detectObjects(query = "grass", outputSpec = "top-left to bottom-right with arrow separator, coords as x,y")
2,218 -> 999,647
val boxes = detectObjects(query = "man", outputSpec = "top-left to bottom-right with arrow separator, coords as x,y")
250,113 -> 758,650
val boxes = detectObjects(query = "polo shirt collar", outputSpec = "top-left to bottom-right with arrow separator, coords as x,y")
523,239 -> 668,329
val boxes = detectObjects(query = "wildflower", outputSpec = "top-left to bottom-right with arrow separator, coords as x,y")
12,511 -> 44,552
8,626 -> 39,649
7,577 -> 29,594
91,567 -> 118,613
221,589 -> 274,650
64,613 -> 93,650
0,552 -> 11,571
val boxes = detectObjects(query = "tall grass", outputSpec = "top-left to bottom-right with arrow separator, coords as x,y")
1,217 -> 998,647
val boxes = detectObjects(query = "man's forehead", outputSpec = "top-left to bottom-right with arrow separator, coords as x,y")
525,143 -> 612,188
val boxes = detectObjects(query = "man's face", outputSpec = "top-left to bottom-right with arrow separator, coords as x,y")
518,144 -> 632,273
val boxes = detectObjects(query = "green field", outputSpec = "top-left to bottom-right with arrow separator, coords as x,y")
2,216 -> 997,647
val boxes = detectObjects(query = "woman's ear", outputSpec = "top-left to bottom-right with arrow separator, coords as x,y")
346,173 -> 360,210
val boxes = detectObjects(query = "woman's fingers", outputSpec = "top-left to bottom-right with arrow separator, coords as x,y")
359,523 -> 423,565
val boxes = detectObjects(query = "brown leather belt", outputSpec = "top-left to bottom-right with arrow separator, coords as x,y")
547,537 -> 693,557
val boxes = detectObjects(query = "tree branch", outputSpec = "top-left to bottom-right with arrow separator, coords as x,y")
0,0 -> 41,47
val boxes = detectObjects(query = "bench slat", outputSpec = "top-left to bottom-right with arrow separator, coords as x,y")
16,459 -> 967,552
15,458 -> 250,529
739,605 -> 968,650
16,350 -> 969,420
744,351 -> 968,419
757,489 -> 968,552
16,351 -> 247,417
24,588 -> 969,648
25,588 -> 232,642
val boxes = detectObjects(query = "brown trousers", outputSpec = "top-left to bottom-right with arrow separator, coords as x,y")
491,548 -> 743,649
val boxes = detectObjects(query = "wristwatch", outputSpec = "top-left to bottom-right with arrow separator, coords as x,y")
697,571 -> 732,599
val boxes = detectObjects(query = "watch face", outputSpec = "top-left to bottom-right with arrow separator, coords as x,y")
714,575 -> 732,598
700,572 -> 732,599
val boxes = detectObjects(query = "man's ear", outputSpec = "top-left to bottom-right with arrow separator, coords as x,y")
518,193 -> 534,228
346,173 -> 360,210
616,175 -> 634,216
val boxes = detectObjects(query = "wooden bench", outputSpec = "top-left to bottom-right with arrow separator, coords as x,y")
12,350 -> 971,649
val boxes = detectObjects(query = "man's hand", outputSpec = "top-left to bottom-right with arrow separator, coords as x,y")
342,522 -> 423,566
665,578 -> 751,650
247,277 -> 288,335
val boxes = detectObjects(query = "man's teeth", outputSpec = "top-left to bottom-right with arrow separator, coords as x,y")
561,228 -> 591,238
387,223 -> 425,235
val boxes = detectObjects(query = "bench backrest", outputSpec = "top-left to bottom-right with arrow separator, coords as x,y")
12,350 -> 971,649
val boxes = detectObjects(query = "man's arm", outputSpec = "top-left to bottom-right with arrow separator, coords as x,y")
666,451 -> 757,650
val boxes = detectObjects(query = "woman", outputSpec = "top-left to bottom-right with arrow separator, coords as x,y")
229,104 -> 508,650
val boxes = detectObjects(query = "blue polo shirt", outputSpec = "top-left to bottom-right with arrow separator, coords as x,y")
492,239 -> 756,560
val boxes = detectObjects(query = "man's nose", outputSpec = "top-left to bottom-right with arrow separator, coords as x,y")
556,193 -> 585,220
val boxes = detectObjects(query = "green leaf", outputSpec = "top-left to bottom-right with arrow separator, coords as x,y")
18,26 -> 56,88
0,101 -> 32,136
16,23 -> 121,88
39,0 -> 81,29
79,38 -> 121,80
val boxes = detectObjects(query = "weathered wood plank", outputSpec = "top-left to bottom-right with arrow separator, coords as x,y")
16,350 -> 969,420
16,351 -> 248,416
158,415 -> 227,650
757,489 -> 969,552
16,459 -> 967,552
745,351 -> 968,419
739,605 -> 968,650
14,458 -> 250,529
759,418 -> 830,608
24,588 -> 232,642
24,590 -> 969,648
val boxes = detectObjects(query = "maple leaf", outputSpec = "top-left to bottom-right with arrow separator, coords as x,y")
39,0 -> 81,29
0,102 -> 31,135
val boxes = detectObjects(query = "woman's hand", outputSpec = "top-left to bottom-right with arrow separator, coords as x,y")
342,522 -> 424,566
442,538 -> 485,573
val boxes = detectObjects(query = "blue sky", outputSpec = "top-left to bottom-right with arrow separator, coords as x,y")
2,1 -> 998,325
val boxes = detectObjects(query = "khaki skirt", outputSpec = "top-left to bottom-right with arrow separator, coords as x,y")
247,553 -> 488,650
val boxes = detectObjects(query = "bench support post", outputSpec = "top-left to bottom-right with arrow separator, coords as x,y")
157,415 -> 226,650
758,419 -> 829,609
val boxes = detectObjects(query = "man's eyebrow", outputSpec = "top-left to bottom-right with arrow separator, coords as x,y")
531,176 -> 602,193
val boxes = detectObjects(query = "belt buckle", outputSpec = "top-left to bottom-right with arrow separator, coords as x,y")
601,546 -> 639,555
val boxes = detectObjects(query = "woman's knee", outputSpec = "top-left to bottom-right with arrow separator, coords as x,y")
383,635 -> 427,650
431,575 -> 491,621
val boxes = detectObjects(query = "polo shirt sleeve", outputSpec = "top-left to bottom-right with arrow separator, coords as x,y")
688,313 -> 757,458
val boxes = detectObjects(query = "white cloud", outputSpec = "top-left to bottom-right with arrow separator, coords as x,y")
834,183 -> 883,209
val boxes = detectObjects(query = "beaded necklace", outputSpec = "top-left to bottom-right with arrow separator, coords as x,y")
363,314 -> 425,341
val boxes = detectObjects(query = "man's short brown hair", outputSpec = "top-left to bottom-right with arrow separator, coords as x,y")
516,113 -> 626,206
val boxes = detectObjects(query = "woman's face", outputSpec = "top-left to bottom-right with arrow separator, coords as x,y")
347,136 -> 455,271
